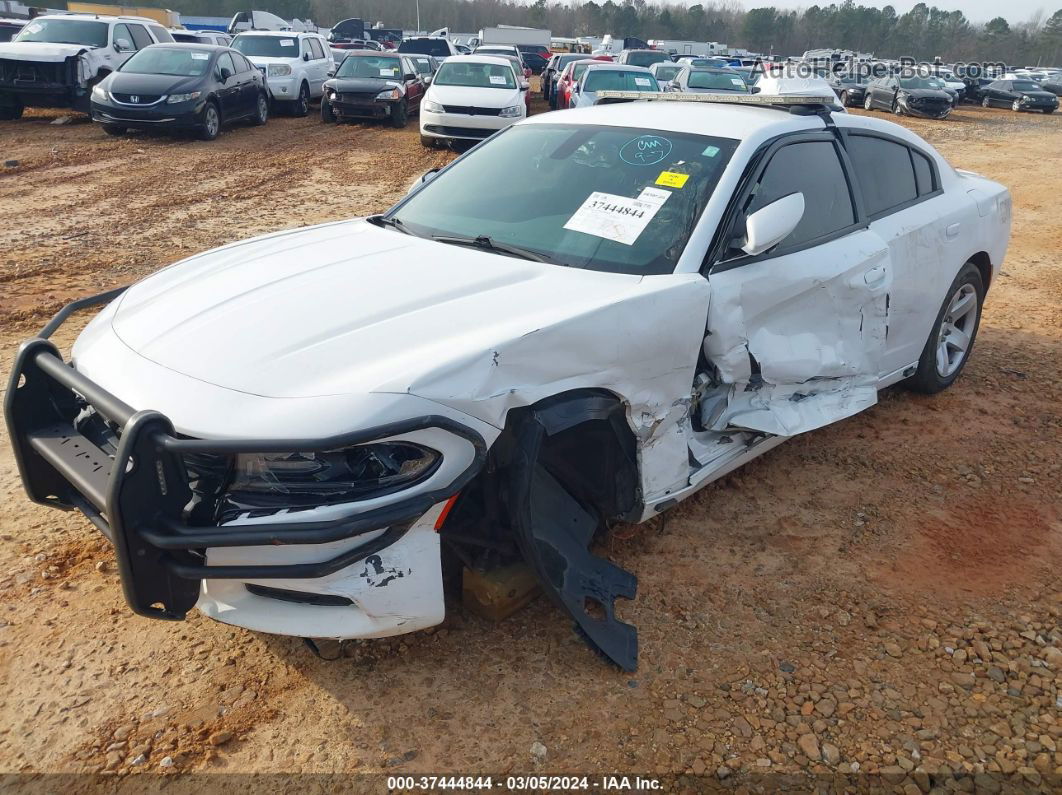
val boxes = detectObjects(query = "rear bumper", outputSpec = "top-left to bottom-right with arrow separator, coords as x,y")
5,290 -> 488,625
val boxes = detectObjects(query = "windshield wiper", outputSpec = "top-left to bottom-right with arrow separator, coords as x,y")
366,214 -> 413,235
431,234 -> 554,264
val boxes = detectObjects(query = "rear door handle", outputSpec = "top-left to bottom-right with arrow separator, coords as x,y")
946,223 -> 961,239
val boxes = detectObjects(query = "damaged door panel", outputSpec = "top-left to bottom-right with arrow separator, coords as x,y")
507,393 -> 640,671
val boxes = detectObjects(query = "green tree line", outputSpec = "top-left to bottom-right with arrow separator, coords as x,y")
113,0 -> 1062,65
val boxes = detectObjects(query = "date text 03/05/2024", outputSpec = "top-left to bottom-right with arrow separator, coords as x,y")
386,775 -> 663,790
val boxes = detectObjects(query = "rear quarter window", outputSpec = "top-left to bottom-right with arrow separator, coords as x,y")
847,134 -> 919,216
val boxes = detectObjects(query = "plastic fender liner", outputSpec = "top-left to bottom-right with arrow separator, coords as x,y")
508,394 -> 639,672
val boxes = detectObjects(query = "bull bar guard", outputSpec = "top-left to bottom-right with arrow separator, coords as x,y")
5,289 -> 488,621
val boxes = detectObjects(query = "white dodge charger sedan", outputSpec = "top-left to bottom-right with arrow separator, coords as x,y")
7,95 -> 1010,671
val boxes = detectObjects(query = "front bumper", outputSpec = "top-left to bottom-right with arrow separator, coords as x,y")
420,108 -> 517,140
900,98 -> 951,119
265,74 -> 298,101
0,56 -> 85,109
5,289 -> 488,626
329,95 -> 395,119
91,99 -> 203,130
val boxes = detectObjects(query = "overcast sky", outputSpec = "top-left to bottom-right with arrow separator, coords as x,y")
757,0 -> 1055,25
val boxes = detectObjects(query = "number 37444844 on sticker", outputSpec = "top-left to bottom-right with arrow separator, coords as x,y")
563,187 -> 671,246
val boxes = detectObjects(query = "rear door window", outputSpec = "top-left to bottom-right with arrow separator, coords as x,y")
127,24 -> 152,50
846,134 -> 919,216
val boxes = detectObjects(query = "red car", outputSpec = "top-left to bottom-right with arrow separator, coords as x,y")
556,57 -> 613,109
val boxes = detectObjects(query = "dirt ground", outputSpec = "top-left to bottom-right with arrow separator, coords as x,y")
0,91 -> 1059,791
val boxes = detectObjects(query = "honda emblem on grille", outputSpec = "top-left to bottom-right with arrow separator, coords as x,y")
130,95 -> 140,103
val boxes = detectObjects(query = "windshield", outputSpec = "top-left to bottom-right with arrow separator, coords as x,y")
410,57 -> 432,75
625,51 -> 670,67
388,124 -> 737,275
170,32 -> 203,43
336,55 -> 404,78
1012,80 -> 1041,91
15,19 -> 108,47
688,70 -> 746,91
584,70 -> 658,93
120,47 -> 212,76
899,76 -> 941,90
398,39 -> 450,57
654,65 -> 681,82
233,35 -> 299,58
434,60 -> 516,89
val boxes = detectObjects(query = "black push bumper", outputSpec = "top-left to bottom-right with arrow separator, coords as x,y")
5,289 -> 487,621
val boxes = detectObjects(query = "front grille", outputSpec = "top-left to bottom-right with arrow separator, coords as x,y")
0,57 -> 74,87
424,124 -> 493,138
337,91 -> 379,104
442,105 -> 502,116
111,92 -> 163,105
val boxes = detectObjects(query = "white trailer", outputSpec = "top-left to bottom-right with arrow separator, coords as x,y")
475,25 -> 550,50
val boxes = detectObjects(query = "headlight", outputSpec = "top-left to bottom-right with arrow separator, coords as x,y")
422,99 -> 444,113
185,442 -> 442,522
499,104 -> 522,117
91,83 -> 109,101
1020,95 -> 1030,103
376,88 -> 401,100
166,91 -> 201,104
267,63 -> 292,77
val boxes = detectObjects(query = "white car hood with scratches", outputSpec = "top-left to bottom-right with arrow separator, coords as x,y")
0,41 -> 89,61
107,220 -> 699,403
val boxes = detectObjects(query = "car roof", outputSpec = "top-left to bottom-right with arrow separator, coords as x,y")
146,42 -> 228,51
37,13 -> 151,23
443,54 -> 515,66
234,30 -> 315,37
520,98 -> 826,140
586,63 -> 652,72
340,50 -> 402,56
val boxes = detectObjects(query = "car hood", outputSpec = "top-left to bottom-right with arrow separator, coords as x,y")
0,41 -> 89,61
105,219 -> 658,400
328,75 -> 402,92
900,89 -> 951,100
426,84 -> 521,106
1020,90 -> 1057,99
105,72 -> 201,95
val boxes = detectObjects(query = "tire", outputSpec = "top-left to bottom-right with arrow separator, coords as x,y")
1045,108 -> 1055,114
420,133 -> 436,148
252,92 -> 269,125
1012,99 -> 1021,112
0,94 -> 24,120
906,262 -> 984,394
389,99 -> 407,128
982,96 -> 991,108
320,98 -> 335,123
292,83 -> 309,117
840,90 -> 849,107
863,92 -> 873,111
101,124 -> 126,136
198,101 -> 220,141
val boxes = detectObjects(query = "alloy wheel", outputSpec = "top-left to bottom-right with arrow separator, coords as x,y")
935,283 -> 978,378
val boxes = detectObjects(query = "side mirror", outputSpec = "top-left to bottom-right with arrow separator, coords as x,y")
303,52 -> 310,61
571,84 -> 580,93
219,67 -> 233,81
739,193 -> 805,256
114,39 -> 132,52
404,72 -> 417,81
520,83 -> 529,91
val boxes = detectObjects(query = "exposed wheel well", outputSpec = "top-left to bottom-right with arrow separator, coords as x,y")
968,251 -> 992,291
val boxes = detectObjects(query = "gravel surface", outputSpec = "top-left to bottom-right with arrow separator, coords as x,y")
0,96 -> 1059,790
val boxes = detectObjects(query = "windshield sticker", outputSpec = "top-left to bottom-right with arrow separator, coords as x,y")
702,145 -> 720,157
619,135 -> 673,166
489,75 -> 507,85
731,78 -> 745,86
634,77 -> 652,87
380,68 -> 397,76
25,22 -> 42,33
563,190 -> 670,246
655,171 -> 689,188
190,52 -> 209,60
279,39 -> 295,47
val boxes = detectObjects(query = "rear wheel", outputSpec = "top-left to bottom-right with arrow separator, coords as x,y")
389,99 -> 407,128
101,124 -> 126,136
252,92 -> 269,125
863,92 -> 873,111
198,101 -> 220,141
906,262 -> 984,394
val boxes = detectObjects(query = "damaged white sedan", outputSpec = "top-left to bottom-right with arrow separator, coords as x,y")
6,95 -> 1010,671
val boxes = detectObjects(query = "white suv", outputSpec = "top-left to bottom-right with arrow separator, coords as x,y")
231,30 -> 332,115
0,13 -> 174,118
